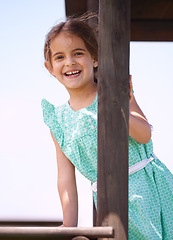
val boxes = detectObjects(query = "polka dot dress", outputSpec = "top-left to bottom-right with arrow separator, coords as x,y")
41,95 -> 173,239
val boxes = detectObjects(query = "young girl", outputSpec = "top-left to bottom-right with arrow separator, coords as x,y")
41,16 -> 173,239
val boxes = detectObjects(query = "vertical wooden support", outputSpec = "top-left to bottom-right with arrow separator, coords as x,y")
97,0 -> 130,239
87,0 -> 99,13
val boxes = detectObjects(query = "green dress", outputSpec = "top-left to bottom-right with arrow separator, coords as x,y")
41,95 -> 173,239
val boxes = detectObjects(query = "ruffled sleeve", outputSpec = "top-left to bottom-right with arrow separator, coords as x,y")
41,98 -> 64,147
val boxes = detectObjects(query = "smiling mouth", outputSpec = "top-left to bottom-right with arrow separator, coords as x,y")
64,70 -> 81,77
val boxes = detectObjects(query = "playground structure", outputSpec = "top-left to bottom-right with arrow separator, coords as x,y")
0,0 -> 173,239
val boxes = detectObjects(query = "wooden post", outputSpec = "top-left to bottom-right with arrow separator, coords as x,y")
97,0 -> 130,239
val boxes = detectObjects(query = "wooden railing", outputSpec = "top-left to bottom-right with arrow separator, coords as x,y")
0,226 -> 114,239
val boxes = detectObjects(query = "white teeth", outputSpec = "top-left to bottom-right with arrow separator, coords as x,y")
66,71 -> 80,75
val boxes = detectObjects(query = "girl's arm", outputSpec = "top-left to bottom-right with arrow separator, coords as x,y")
129,93 -> 151,144
50,131 -> 78,227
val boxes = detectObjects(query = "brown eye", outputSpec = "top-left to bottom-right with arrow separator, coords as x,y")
55,55 -> 64,60
75,52 -> 83,56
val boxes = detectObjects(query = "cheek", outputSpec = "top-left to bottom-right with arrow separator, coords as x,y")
52,63 -> 63,74
82,59 -> 95,70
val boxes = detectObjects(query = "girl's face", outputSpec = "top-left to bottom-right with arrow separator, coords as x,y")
45,32 -> 98,92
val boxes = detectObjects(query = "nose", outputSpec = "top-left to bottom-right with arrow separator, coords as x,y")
65,56 -> 76,66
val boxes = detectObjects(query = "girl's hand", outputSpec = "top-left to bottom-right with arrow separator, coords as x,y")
58,224 -> 67,227
129,75 -> 133,102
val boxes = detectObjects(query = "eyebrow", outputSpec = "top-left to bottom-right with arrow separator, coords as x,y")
52,48 -> 86,58
73,48 -> 86,52
52,52 -> 63,58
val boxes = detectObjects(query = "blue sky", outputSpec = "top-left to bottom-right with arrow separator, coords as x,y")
0,0 -> 173,226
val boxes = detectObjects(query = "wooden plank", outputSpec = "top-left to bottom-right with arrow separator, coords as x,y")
131,20 -> 173,41
65,0 -> 87,17
65,0 -> 173,41
0,226 -> 114,239
131,0 -> 173,20
97,0 -> 129,239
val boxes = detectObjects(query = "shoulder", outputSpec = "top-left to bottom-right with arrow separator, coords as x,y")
41,99 -> 69,146
41,98 -> 68,113
41,98 -> 69,124
41,98 -> 55,112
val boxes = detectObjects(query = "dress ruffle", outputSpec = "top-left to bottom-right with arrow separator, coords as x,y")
41,99 -> 64,147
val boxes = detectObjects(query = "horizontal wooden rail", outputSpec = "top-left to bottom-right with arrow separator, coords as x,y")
0,226 -> 114,239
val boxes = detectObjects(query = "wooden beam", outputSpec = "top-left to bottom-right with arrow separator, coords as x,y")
65,0 -> 173,41
65,0 -> 87,17
131,20 -> 173,41
87,0 -> 99,13
0,226 -> 114,239
97,0 -> 130,239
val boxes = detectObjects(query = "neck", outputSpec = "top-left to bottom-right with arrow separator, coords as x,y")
67,83 -> 97,111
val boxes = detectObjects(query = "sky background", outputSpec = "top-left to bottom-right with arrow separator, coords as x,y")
0,0 -> 173,227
